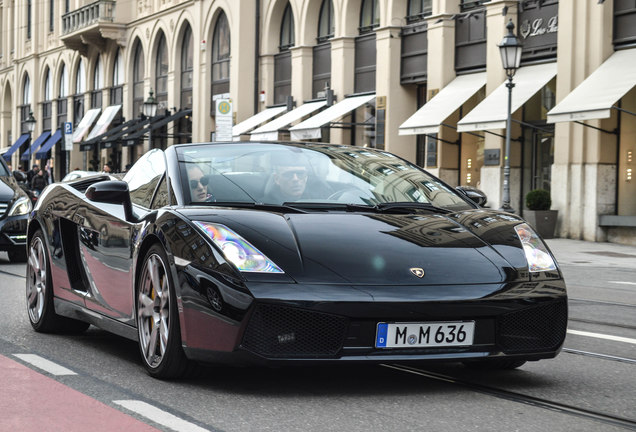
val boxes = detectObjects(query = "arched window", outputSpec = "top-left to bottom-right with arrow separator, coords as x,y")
155,33 -> 169,112
407,0 -> 432,23
317,0 -> 334,42
74,59 -> 85,122
20,75 -> 31,134
133,42 -> 145,117
43,69 -> 52,130
211,11 -> 230,114
23,75 -> 31,106
275,3 -> 294,104
91,55 -> 103,108
111,49 -> 123,107
280,4 -> 295,50
58,64 -> 68,129
359,0 -> 379,33
177,25 -> 194,144
314,0 -> 333,98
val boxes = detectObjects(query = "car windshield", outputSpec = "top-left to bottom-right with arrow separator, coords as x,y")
176,143 -> 473,211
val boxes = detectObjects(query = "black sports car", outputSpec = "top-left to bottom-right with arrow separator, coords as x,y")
0,158 -> 31,262
26,142 -> 567,379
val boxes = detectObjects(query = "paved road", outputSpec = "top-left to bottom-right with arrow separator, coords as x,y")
1,239 -> 635,431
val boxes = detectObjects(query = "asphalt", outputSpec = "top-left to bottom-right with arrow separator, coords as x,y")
545,238 -> 636,270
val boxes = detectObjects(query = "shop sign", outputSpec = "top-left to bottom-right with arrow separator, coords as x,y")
519,16 -> 558,39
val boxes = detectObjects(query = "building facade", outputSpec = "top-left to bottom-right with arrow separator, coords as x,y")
0,0 -> 634,245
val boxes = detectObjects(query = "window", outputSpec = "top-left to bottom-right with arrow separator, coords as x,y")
58,64 -> 68,128
91,56 -> 103,109
133,42 -> 145,118
460,0 -> 487,11
317,0 -> 334,42
155,33 -> 169,113
50,0 -> 55,32
27,0 -> 32,39
407,0 -> 432,23
211,12 -> 230,114
20,75 -> 31,134
43,69 -> 52,130
74,60 -> 86,123
359,0 -> 379,34
178,26 -> 193,144
123,149 -> 166,209
111,49 -> 123,106
280,4 -> 295,50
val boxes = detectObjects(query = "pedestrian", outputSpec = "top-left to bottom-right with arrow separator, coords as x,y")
102,163 -> 112,174
27,164 -> 39,184
31,169 -> 47,193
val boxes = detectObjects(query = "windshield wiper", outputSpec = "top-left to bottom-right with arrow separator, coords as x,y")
196,201 -> 308,213
374,202 -> 452,214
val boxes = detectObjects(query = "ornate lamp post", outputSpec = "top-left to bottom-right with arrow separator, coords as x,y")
142,90 -> 158,149
498,19 -> 523,213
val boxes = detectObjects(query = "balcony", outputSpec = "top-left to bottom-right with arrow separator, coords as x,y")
61,1 -> 125,53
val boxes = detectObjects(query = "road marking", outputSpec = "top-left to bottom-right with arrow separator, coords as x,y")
567,330 -> 636,345
114,400 -> 210,432
13,354 -> 77,376
608,281 -> 636,286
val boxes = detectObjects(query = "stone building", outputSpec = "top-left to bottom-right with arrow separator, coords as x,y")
0,0 -> 634,244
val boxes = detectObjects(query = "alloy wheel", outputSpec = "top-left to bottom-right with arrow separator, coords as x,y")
26,236 -> 47,324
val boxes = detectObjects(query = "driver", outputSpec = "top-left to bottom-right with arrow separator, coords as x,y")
264,153 -> 310,203
187,165 -> 213,202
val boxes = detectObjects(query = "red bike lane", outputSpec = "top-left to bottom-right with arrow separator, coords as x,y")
0,354 -> 160,432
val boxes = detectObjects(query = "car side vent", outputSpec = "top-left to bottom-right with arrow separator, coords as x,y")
242,304 -> 348,358
498,299 -> 568,353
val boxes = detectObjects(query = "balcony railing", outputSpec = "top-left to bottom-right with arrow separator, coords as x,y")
62,0 -> 115,35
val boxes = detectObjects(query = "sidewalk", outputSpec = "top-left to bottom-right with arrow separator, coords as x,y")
545,238 -> 636,269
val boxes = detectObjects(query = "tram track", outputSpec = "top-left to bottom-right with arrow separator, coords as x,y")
384,363 -> 636,431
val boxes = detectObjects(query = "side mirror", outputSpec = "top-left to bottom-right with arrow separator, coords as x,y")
86,180 -> 133,221
456,186 -> 488,207
13,170 -> 27,183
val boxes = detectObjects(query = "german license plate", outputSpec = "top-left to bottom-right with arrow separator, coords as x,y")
375,321 -> 475,348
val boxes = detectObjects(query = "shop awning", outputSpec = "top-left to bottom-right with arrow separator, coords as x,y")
547,49 -> 636,123
35,129 -> 62,159
85,105 -> 122,140
457,63 -> 557,132
232,106 -> 288,139
122,109 -> 192,145
21,131 -> 51,160
289,94 -> 376,140
399,73 -> 487,136
2,133 -> 30,161
72,108 -> 101,143
81,118 -> 138,147
250,101 -> 328,141
98,119 -> 153,149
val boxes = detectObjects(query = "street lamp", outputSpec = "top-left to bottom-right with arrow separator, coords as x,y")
498,19 -> 523,213
25,110 -> 36,170
142,90 -> 158,148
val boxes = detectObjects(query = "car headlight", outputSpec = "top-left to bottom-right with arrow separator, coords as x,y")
8,196 -> 32,216
514,223 -> 557,272
193,221 -> 284,273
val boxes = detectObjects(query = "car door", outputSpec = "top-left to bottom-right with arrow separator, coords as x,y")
80,150 -> 166,322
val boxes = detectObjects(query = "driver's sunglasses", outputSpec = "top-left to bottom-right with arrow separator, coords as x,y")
279,170 -> 308,180
190,176 -> 209,189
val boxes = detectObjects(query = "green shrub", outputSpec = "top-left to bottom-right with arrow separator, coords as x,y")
525,189 -> 551,211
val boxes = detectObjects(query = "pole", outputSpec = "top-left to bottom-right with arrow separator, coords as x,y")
500,76 -> 515,213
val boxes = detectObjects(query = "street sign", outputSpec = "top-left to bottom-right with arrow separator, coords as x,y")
215,99 -> 233,141
64,122 -> 73,151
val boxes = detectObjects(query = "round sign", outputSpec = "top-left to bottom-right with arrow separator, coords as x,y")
218,101 -> 231,115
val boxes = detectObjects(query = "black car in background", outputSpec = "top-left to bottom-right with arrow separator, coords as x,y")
26,142 -> 567,379
0,158 -> 31,262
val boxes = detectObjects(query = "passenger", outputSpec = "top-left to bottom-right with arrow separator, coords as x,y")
187,165 -> 213,202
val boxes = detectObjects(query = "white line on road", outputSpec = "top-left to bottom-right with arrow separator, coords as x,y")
114,400 -> 210,432
567,329 -> 636,345
608,281 -> 636,286
13,354 -> 77,376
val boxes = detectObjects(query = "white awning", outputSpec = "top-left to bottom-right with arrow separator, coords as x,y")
289,94 -> 375,141
399,72 -> 486,136
457,62 -> 557,132
547,49 -> 636,123
250,100 -> 327,141
86,105 -> 121,140
72,108 -> 101,143
232,106 -> 288,139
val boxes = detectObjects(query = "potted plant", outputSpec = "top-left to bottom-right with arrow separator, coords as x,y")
523,189 -> 558,239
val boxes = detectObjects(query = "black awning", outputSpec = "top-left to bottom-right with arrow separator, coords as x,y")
102,118 -> 153,146
80,118 -> 141,147
122,109 -> 192,145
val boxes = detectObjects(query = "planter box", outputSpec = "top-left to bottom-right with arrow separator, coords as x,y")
524,210 -> 558,239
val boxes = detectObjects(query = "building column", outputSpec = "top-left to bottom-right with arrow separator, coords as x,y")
231,1 -> 257,124
329,36 -> 355,145
290,46 -> 313,106
375,26 -> 416,161
552,1 -> 615,241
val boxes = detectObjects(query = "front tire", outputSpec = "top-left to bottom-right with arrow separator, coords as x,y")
136,243 -> 190,379
26,230 -> 89,333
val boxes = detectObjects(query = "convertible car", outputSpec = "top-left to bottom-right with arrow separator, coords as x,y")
26,142 -> 567,378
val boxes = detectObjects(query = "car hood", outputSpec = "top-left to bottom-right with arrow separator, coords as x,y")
0,176 -> 22,202
180,208 -> 528,285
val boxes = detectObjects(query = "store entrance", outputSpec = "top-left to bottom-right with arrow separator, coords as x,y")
521,125 -> 554,211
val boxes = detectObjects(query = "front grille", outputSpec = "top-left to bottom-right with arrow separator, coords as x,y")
242,304 -> 348,358
498,300 -> 568,353
0,202 -> 7,217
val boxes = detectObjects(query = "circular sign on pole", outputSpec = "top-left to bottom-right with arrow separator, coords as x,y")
215,99 -> 233,141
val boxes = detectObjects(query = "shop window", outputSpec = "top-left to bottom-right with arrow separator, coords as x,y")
614,0 -> 636,47
401,23 -> 428,84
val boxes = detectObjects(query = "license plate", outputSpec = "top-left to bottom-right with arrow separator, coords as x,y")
376,321 -> 475,348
